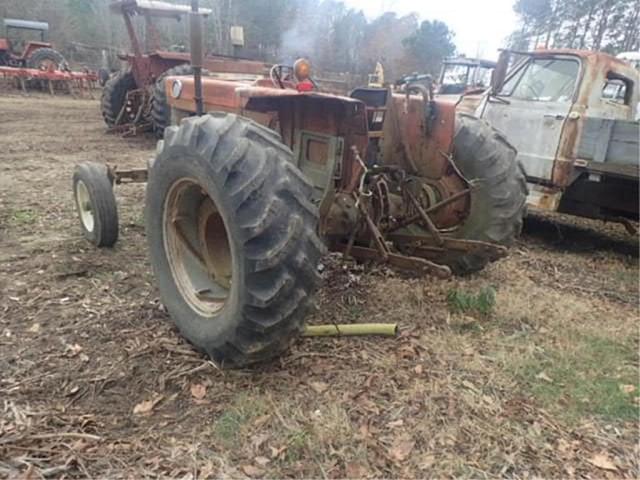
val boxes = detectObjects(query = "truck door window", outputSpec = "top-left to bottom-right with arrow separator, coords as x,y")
440,64 -> 469,94
602,73 -> 632,105
474,66 -> 493,88
499,58 -> 580,102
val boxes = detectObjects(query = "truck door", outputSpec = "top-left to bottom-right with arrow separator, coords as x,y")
480,56 -> 581,181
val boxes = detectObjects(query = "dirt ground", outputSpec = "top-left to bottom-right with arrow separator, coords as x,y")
0,94 -> 638,479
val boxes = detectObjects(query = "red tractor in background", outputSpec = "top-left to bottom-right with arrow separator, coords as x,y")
102,0 -> 268,136
0,18 -> 68,71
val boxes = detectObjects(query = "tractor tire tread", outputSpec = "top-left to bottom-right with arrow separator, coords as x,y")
448,113 -> 527,274
148,113 -> 324,367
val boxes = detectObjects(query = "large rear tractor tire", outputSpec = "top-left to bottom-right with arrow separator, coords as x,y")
101,70 -> 136,127
151,63 -> 195,138
447,113 -> 527,275
72,162 -> 119,248
146,113 -> 325,367
26,47 -> 68,71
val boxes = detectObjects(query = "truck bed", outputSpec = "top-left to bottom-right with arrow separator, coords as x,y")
577,117 -> 639,178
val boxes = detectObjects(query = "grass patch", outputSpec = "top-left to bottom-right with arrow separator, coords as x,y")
212,393 -> 267,447
447,286 -> 496,317
612,267 -> 638,288
9,209 -> 37,225
284,429 -> 310,462
516,334 -> 639,422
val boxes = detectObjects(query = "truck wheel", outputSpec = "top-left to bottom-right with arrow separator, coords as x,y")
146,113 -> 325,367
101,70 -> 136,127
448,113 -> 527,274
73,162 -> 119,248
26,47 -> 68,71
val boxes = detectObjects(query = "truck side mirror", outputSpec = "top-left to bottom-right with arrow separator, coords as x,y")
491,50 -> 510,94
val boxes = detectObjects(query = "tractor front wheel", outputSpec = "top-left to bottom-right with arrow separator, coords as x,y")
446,113 -> 528,275
72,162 -> 119,248
146,113 -> 325,367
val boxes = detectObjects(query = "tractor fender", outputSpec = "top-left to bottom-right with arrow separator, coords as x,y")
22,41 -> 53,60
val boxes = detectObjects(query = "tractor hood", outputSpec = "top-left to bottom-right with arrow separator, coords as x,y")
166,76 -> 364,114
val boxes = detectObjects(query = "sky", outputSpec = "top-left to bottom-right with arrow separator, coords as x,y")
343,0 -> 518,61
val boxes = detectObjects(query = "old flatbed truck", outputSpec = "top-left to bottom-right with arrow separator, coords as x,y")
477,49 -> 639,232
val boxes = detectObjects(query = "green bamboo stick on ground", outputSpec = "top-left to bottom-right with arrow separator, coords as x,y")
302,323 -> 398,337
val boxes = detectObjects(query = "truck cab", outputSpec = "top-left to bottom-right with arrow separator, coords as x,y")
478,49 -> 639,227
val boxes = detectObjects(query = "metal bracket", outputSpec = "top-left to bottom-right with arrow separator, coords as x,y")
335,243 -> 451,279
388,233 -> 508,263
110,167 -> 149,184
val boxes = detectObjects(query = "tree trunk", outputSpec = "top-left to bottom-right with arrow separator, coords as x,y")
579,5 -> 596,49
593,4 -> 611,51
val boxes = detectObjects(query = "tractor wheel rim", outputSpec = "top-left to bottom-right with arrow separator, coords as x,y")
39,59 -> 56,71
163,178 -> 232,317
75,180 -> 95,233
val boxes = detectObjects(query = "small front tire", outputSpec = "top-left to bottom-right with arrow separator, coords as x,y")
73,162 -> 119,248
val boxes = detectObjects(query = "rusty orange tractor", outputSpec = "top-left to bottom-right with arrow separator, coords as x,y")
0,18 -> 67,70
73,3 -> 526,367
101,0 -> 268,136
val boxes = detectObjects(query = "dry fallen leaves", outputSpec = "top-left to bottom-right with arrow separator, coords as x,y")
388,435 -> 415,463
535,371 -> 553,383
418,454 -> 436,470
65,343 -> 84,357
387,419 -> 404,428
251,433 -> 269,450
619,384 -> 636,394
241,465 -> 264,478
309,381 -> 329,394
190,383 -> 207,400
587,453 -> 618,471
270,445 -> 287,459
133,394 -> 164,415
345,461 -> 369,478
27,323 -> 40,333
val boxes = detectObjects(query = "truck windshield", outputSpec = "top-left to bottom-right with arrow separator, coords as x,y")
499,57 -> 580,102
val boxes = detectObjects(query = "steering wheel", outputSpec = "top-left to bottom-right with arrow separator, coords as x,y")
270,64 -> 293,89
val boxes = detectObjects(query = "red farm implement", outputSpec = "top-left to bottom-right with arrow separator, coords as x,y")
0,65 -> 97,96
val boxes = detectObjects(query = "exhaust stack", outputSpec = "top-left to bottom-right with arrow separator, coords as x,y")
190,0 -> 204,116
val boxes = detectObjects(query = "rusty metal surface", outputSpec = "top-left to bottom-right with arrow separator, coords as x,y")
553,51 -> 639,188
526,184 -> 563,212
334,243 -> 452,279
112,168 -> 149,184
115,0 -> 267,89
494,49 -> 639,190
480,47 -> 639,228
165,71 -> 508,274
